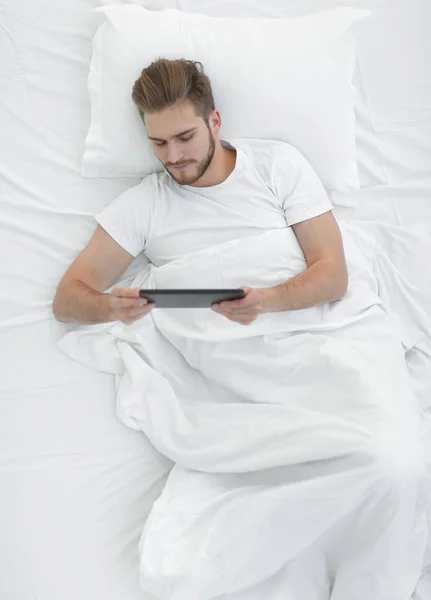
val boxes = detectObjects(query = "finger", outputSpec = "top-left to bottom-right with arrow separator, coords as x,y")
213,304 -> 254,313
114,297 -> 148,310
111,298 -> 135,310
126,304 -> 154,317
112,287 -> 140,298
121,305 -> 154,324
228,309 -> 258,316
218,296 -> 257,310
219,311 -> 255,324
218,300 -> 247,310
122,287 -> 141,298
215,308 -> 258,318
226,316 -> 254,325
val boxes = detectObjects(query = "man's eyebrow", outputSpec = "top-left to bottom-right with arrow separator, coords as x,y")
148,127 -> 197,142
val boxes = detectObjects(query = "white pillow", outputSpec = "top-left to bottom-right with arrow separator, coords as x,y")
83,5 -> 369,192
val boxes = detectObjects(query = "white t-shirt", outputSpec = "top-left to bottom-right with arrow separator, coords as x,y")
95,139 -> 333,267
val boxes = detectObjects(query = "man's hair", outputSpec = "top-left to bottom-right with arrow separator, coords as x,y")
132,58 -> 215,122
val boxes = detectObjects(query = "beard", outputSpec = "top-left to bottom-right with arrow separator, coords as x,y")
165,127 -> 216,186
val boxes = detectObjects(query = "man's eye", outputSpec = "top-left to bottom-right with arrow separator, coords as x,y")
179,135 -> 193,142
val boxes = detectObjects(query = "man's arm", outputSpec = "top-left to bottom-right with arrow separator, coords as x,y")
261,211 -> 348,312
213,211 -> 348,325
52,225 -> 151,324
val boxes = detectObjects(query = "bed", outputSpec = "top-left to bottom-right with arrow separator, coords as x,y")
0,1 -> 430,599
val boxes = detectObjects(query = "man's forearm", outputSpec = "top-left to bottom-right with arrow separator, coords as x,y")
261,259 -> 348,312
52,280 -> 112,324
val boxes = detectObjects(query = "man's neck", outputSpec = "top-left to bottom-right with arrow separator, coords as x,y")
191,143 -> 237,188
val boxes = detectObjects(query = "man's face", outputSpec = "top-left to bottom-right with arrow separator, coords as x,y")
145,99 -> 217,186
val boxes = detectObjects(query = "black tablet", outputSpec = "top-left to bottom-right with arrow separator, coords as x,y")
139,288 -> 245,308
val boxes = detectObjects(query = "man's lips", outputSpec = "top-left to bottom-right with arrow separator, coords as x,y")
170,163 -> 192,170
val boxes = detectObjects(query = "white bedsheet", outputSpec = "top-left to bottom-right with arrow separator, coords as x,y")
1,0 -> 430,599
58,225 -> 431,600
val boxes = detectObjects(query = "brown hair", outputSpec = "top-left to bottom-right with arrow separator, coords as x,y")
131,58 -> 215,122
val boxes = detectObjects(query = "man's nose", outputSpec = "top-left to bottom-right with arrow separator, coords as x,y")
167,142 -> 183,164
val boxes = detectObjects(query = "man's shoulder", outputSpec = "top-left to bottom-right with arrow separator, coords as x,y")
227,139 -> 309,190
108,172 -> 165,209
148,169 -> 179,194
227,138 -> 304,166
128,170 -> 173,197
141,171 -> 166,188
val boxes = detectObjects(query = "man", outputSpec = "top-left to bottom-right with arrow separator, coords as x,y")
52,58 -> 347,326
53,59 -> 428,599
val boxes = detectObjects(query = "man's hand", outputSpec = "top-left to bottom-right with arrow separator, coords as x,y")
212,287 -> 265,325
108,287 -> 154,325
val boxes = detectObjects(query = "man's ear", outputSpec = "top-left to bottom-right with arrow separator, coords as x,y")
209,109 -> 222,134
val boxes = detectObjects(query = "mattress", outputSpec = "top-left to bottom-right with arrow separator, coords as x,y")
0,1 -> 430,599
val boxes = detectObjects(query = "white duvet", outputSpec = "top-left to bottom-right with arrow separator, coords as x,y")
59,225 -> 431,600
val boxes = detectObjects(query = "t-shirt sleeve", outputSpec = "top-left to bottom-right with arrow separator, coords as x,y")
273,145 -> 333,226
94,178 -> 155,258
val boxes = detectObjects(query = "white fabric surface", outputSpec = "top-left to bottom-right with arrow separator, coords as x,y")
83,5 -> 366,191
145,0 -> 431,192
94,139 -> 333,262
0,360 -> 172,599
0,0 -> 430,599
58,225 -> 431,600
